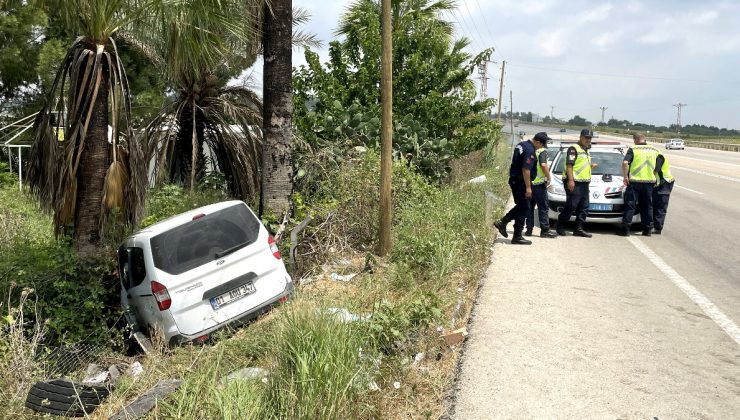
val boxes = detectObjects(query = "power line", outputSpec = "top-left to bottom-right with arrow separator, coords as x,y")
447,10 -> 486,53
461,1 -> 488,52
473,0 -> 504,60
507,62 -> 740,84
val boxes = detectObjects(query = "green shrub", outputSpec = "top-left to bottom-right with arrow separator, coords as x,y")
258,303 -> 376,419
140,183 -> 229,228
367,292 -> 442,355
392,183 -> 488,282
297,148 -> 434,260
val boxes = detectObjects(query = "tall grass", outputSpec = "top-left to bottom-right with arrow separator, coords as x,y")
259,303 -> 376,419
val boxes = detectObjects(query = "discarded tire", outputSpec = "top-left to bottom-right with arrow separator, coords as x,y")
25,379 -> 110,417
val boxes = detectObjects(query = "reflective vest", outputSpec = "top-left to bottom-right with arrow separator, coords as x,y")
563,144 -> 591,182
629,145 -> 658,183
532,149 -> 547,185
657,155 -> 674,183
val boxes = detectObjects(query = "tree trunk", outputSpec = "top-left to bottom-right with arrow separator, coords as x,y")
74,61 -> 110,256
260,0 -> 293,218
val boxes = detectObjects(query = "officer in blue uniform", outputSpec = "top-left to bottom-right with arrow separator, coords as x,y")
494,132 -> 551,245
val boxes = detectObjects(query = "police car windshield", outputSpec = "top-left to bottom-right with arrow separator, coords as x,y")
552,150 -> 624,176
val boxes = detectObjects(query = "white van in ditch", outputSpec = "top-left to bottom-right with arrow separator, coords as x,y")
118,200 -> 293,345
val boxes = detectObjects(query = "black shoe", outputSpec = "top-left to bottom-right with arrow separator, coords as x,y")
511,236 -> 532,245
540,229 -> 557,238
641,230 -> 652,237
555,223 -> 567,236
573,228 -> 592,238
616,224 -> 630,237
652,229 -> 662,235
494,219 -> 509,238
524,229 -> 533,237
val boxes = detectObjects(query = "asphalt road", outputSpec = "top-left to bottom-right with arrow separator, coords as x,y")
453,124 -> 740,418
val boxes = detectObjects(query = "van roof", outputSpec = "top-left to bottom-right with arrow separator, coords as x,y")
129,200 -> 247,240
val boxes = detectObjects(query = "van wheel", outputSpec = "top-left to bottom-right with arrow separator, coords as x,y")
25,379 -> 109,417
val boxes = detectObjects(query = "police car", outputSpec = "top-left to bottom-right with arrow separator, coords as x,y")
546,142 -> 639,224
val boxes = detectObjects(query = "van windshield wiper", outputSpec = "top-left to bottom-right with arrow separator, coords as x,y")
214,241 -> 249,259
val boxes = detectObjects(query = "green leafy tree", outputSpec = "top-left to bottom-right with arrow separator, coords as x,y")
293,0 -> 499,180
0,0 -> 47,108
568,115 -> 590,126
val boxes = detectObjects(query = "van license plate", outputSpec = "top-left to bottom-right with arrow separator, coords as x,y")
210,282 -> 255,310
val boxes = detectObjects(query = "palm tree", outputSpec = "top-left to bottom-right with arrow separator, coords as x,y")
27,0 -> 149,255
130,0 -> 266,199
261,0 -> 293,218
133,2 -> 317,202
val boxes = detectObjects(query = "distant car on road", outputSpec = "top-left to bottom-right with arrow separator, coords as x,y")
559,128 -> 566,133
592,131 -> 600,138
547,142 -> 639,224
665,138 -> 685,150
119,200 -> 294,346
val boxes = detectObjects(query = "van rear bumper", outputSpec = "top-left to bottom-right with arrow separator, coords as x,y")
168,280 -> 294,346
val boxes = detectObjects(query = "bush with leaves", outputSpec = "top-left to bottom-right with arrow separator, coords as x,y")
293,0 -> 501,182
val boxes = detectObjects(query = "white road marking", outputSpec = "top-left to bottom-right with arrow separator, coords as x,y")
672,165 -> 740,184
674,185 -> 704,195
628,237 -> 740,346
669,155 -> 740,168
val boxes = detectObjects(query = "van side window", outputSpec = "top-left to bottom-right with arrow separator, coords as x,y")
130,247 -> 147,288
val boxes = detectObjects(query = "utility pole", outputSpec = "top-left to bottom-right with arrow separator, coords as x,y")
600,106 -> 608,123
497,60 -> 505,121
673,103 -> 687,134
510,90 -> 514,134
378,0 -> 392,256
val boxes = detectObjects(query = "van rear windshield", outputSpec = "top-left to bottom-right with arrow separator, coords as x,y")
150,204 -> 261,275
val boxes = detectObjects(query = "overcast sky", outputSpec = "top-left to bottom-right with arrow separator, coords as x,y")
289,0 -> 740,129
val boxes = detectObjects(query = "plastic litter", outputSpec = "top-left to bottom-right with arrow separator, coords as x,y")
368,381 -> 380,391
393,381 -> 401,389
130,361 -> 144,377
412,352 -> 425,366
468,175 -> 487,184
330,272 -> 357,282
326,307 -> 369,322
225,367 -> 268,383
83,370 -> 109,385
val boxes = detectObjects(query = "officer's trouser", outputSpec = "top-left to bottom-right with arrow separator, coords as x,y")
557,182 -> 589,226
526,184 -> 550,231
623,182 -> 654,229
652,181 -> 673,231
503,177 -> 530,236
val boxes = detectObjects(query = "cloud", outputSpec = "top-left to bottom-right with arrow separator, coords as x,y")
637,26 -> 675,45
577,4 -> 613,22
535,29 -> 567,57
592,30 -> 622,51
626,1 -> 643,13
692,10 -> 718,24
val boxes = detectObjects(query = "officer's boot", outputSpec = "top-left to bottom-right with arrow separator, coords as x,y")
494,217 -> 510,238
511,231 -> 532,245
572,223 -> 592,238
540,229 -> 558,238
555,221 -> 567,236
616,223 -> 630,237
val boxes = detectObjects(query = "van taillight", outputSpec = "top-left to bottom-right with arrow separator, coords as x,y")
151,281 -> 172,311
268,236 -> 281,259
